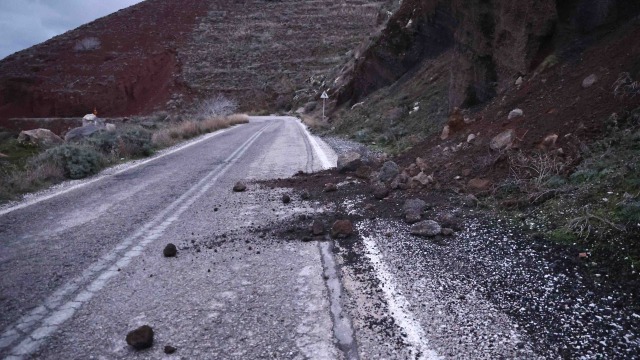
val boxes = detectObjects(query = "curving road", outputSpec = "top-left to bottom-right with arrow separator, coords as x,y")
0,117 -> 340,359
0,116 -> 549,360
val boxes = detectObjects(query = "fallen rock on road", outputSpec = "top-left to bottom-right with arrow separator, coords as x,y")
126,325 -> 154,350
163,243 -> 177,257
233,181 -> 247,192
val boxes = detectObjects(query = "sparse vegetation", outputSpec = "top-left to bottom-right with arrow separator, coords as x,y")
495,107 -> 640,282
73,37 -> 101,52
0,113 -> 249,202
613,72 -> 640,98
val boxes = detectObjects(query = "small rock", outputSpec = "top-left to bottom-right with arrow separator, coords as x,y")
282,194 -> 291,204
364,204 -> 375,211
300,191 -> 311,200
405,212 -> 422,224
355,165 -> 372,179
582,74 -> 598,88
415,157 -> 428,171
540,133 -> 558,150
468,178 -> 491,191
403,199 -> 427,213
508,108 -> 524,120
440,125 -> 450,140
410,220 -> 441,237
406,163 -> 420,177
490,129 -> 516,150
436,213 -> 463,231
515,76 -> 524,86
411,172 -> 433,187
462,194 -> 478,207
323,183 -> 337,192
373,186 -> 389,200
378,161 -> 400,183
163,244 -> 177,257
337,152 -> 362,173
233,181 -> 247,192
164,345 -> 177,354
0,152 -> 8,158
403,199 -> 427,223
441,228 -> 455,236
311,220 -> 325,235
467,134 -> 476,143
126,325 -> 154,350
331,220 -> 353,239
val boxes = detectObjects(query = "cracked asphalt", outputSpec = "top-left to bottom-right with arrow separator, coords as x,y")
0,117 -> 341,359
3,116 -> 628,359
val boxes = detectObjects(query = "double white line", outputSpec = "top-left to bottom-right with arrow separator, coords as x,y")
0,123 -> 271,359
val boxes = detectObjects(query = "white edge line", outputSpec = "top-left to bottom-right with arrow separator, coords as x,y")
0,126 -> 238,217
296,118 -> 335,170
358,225 -> 441,360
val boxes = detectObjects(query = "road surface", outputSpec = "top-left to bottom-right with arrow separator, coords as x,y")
0,116 -> 540,359
0,117 -> 343,359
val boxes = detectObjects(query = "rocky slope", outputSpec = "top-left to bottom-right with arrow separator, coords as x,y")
0,0 -> 391,128
333,0 -> 640,109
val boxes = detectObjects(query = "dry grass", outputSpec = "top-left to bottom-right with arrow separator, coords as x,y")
151,114 -> 249,148
300,114 -> 329,131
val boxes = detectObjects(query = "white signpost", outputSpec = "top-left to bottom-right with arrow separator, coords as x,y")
321,91 -> 329,120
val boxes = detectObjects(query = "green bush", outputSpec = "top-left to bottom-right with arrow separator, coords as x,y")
118,127 -> 153,157
82,131 -> 119,155
32,144 -> 105,179
617,201 -> 640,224
548,228 -> 578,245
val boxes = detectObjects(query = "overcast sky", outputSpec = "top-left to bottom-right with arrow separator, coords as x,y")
0,0 -> 145,59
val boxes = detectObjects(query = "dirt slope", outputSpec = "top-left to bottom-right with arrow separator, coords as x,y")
0,0 -> 390,127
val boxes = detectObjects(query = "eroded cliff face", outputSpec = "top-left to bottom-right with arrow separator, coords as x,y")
336,0 -> 640,109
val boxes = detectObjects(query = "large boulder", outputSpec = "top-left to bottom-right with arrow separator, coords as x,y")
17,129 -> 63,147
65,124 -> 102,142
337,152 -> 362,173
378,161 -> 400,183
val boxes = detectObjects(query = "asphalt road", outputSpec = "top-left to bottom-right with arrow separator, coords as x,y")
0,116 -> 552,359
0,117 -> 341,359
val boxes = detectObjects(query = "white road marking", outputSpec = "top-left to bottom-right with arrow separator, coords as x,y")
1,124 -> 272,359
0,126 -> 236,217
359,226 -> 441,360
296,118 -> 335,170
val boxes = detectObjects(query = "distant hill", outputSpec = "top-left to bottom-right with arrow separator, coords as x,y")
0,0 -> 391,125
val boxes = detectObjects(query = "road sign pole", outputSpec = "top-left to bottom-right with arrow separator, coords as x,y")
320,91 -> 329,121
322,98 -> 325,120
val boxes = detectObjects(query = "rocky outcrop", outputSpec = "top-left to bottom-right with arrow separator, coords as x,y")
336,0 -> 640,109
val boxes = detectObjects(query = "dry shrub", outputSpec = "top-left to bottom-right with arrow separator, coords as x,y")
508,151 -> 566,189
150,114 -> 249,149
151,130 -> 175,148
613,72 -> 640,98
226,114 -> 250,124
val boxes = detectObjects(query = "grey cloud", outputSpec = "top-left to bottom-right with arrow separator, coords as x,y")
0,0 -> 143,59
